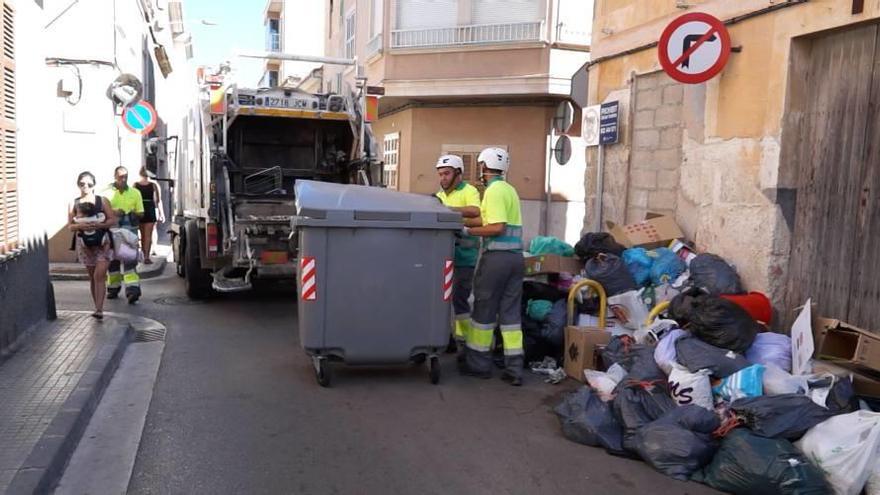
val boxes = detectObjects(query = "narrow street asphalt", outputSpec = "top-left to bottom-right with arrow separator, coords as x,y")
53,265 -> 718,495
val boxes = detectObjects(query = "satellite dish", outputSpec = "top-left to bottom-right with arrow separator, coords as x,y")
106,73 -> 143,107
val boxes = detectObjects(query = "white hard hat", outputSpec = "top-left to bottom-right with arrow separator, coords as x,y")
477,147 -> 509,173
435,154 -> 464,172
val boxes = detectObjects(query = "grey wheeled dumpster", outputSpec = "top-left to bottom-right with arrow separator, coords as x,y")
292,180 -> 462,386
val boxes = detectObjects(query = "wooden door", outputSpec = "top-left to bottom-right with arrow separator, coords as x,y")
786,24 -> 880,329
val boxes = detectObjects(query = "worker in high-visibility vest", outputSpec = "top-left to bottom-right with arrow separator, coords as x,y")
105,166 -> 144,303
435,154 -> 482,353
458,147 -> 525,386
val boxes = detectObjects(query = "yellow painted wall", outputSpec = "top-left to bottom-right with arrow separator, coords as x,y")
586,0 -> 880,306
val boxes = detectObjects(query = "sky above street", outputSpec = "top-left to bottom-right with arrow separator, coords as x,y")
183,0 -> 323,86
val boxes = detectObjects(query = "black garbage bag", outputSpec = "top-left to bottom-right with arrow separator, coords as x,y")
689,253 -> 744,295
825,376 -> 859,414
553,387 -> 627,456
613,379 -> 676,453
584,253 -> 638,297
574,232 -> 625,261
669,289 -> 759,353
635,405 -> 721,481
693,429 -> 830,494
731,395 -> 836,441
674,335 -> 750,379
523,281 -> 568,303
601,336 -> 662,381
540,300 -> 567,348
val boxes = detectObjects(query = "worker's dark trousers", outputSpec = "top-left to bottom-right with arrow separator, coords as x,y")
452,266 -> 475,344
463,251 -> 525,378
107,258 -> 140,301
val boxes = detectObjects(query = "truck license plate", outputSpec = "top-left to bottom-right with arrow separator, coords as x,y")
260,251 -> 289,264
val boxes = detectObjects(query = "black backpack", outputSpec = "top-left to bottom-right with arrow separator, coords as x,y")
70,196 -> 110,249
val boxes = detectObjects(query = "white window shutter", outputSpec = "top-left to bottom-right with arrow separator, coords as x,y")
395,0 -> 457,30
472,0 -> 540,25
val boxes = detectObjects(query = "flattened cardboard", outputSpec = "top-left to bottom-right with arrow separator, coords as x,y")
564,326 -> 612,382
811,360 -> 880,398
790,300 -> 814,376
605,213 -> 684,250
524,254 -> 583,276
814,317 -> 880,374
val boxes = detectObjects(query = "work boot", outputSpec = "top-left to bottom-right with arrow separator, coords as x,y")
501,371 -> 523,387
457,359 -> 491,379
107,287 -> 120,300
445,336 -> 458,354
126,286 -> 141,304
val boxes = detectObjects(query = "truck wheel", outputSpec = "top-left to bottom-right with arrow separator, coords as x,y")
429,356 -> 440,385
184,221 -> 213,299
174,231 -> 185,278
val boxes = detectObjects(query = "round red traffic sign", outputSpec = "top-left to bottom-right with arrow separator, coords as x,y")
122,100 -> 158,135
658,12 -> 731,84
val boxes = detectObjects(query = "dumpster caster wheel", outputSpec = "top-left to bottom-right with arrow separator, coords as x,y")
428,356 -> 440,385
314,358 -> 331,387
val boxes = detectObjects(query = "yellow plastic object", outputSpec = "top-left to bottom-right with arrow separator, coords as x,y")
644,300 -> 671,326
566,279 -> 607,328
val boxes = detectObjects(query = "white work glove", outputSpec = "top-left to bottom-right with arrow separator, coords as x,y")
461,226 -> 471,237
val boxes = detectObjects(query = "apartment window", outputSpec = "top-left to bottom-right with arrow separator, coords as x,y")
370,0 -> 383,37
268,70 -> 279,87
367,0 -> 383,56
266,18 -> 281,51
472,0 -> 540,25
395,0 -> 457,30
392,0 -> 542,48
344,9 -> 356,59
442,144 -> 507,193
383,132 -> 399,190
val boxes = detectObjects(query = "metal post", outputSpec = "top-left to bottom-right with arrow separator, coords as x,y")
544,121 -> 555,236
595,144 -> 605,232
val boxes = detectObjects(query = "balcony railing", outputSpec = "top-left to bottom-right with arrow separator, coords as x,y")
366,33 -> 383,58
391,21 -> 543,49
265,31 -> 281,52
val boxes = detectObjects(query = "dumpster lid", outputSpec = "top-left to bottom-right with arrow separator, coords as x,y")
294,180 -> 461,229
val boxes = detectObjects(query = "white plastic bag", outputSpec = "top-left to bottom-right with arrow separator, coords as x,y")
607,290 -> 650,331
668,363 -> 713,411
111,228 -> 141,263
762,364 -> 810,395
795,411 -> 880,495
584,363 -> 626,402
865,459 -> 880,495
654,328 -> 688,375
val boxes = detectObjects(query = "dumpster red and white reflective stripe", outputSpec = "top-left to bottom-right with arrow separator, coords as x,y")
301,256 -> 317,301
443,260 -> 453,301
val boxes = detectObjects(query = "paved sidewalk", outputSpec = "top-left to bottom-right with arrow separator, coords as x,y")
0,311 -> 131,494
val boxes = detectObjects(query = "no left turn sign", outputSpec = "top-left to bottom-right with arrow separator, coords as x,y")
658,12 -> 731,84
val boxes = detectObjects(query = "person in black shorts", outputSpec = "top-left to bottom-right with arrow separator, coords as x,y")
134,166 -> 165,264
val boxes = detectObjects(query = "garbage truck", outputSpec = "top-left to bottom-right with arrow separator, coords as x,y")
170,62 -> 382,298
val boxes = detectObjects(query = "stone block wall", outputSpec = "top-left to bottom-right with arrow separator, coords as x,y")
628,72 -> 684,223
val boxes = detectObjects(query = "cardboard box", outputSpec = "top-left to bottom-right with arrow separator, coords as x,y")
606,213 -> 684,250
564,326 -> 612,382
524,254 -> 583,276
811,360 -> 880,398
813,317 -> 880,374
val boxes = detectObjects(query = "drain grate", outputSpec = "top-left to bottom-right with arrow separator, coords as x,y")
133,326 -> 166,343
154,296 -> 205,306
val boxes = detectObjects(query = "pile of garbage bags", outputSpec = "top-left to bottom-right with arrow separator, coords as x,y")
553,279 -> 880,493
